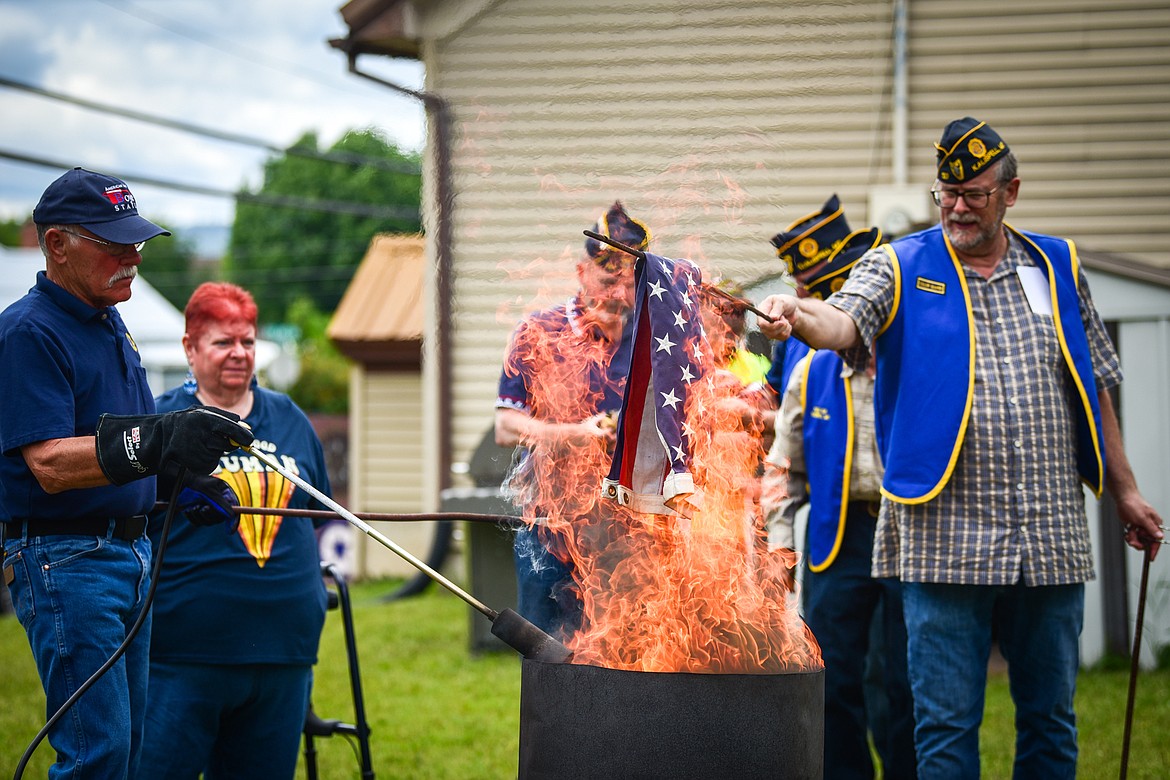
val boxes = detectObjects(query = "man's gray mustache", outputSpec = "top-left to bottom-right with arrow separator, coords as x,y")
108,267 -> 138,287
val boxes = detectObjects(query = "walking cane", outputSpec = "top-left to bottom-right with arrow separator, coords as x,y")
1119,543 -> 1154,780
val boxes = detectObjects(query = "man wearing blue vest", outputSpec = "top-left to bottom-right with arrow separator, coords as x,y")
757,118 -> 1164,779
765,210 -> 916,779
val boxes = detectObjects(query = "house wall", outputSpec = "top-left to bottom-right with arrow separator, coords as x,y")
397,0 -> 1170,661
411,0 -> 1170,486
348,365 -> 436,578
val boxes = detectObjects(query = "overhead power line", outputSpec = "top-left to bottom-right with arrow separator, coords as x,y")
0,149 -> 419,222
95,0 -> 365,97
0,75 -> 420,176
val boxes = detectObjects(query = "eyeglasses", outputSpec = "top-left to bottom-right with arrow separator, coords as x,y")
58,229 -> 144,256
930,186 -> 1000,209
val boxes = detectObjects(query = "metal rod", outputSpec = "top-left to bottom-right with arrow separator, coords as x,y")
700,282 -> 778,323
152,503 -> 522,527
584,228 -> 646,260
240,444 -> 498,620
583,229 -> 776,322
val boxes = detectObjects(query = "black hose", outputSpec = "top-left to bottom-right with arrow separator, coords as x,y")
12,470 -> 186,780
381,519 -> 454,602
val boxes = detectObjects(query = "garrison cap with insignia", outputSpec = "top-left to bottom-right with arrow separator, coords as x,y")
584,201 -> 650,272
797,227 -> 884,300
935,117 -> 1010,183
770,194 -> 852,278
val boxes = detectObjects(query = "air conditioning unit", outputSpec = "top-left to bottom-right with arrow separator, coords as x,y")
867,185 -> 934,237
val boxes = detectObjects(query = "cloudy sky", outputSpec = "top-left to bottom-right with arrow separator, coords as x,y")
0,0 -> 425,233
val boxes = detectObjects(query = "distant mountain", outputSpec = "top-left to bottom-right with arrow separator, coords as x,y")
180,223 -> 231,259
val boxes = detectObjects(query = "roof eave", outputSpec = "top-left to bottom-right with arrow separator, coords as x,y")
330,0 -> 422,61
332,338 -> 422,370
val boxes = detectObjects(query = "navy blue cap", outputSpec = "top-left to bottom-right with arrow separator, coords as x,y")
584,201 -> 650,272
935,117 -> 1009,183
771,194 -> 852,277
797,227 -> 884,300
33,167 -> 170,244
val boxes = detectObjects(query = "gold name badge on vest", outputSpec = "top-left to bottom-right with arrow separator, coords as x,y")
916,277 -> 946,295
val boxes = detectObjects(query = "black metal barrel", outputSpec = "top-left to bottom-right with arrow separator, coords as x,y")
518,659 -> 824,779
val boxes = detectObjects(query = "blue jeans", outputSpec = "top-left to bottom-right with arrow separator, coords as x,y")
803,503 -> 916,780
513,525 -> 580,640
902,581 -> 1083,780
4,528 -> 152,780
139,661 -> 312,779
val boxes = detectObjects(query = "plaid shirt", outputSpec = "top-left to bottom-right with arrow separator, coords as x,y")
831,231 -> 1121,586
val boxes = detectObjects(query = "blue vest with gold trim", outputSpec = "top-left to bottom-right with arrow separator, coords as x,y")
801,349 -> 853,571
875,224 -> 1104,503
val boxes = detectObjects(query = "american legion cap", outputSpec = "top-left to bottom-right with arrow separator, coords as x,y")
771,194 -> 883,299
934,117 -> 1010,184
33,167 -> 170,244
584,201 -> 651,272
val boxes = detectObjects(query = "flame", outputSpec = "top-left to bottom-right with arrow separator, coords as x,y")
503,263 -> 821,675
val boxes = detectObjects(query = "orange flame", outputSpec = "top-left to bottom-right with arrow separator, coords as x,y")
503,263 -> 821,675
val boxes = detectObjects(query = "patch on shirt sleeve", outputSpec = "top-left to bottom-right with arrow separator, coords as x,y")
915,277 -> 946,295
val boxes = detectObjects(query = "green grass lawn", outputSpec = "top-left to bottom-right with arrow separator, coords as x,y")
2,578 -> 1168,779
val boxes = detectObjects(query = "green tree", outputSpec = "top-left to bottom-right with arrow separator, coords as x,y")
276,296 -> 350,414
225,128 -> 421,323
0,218 -> 22,247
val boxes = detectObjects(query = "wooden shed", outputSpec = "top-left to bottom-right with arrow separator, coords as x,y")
328,233 -> 432,577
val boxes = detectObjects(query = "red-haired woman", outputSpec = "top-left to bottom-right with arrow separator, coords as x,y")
140,282 -> 332,779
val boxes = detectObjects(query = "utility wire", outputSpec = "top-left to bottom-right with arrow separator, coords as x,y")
0,148 -> 419,222
0,75 -> 420,176
94,0 -> 375,97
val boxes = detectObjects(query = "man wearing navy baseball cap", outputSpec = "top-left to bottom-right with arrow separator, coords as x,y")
0,168 -> 252,777
30,167 -> 169,308
34,166 -> 171,244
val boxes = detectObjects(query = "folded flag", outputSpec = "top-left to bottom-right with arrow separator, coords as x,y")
602,252 -> 707,517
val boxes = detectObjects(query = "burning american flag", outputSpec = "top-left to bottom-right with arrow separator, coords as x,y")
602,252 -> 708,518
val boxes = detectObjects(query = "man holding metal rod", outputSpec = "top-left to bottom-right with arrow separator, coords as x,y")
758,118 -> 1163,779
0,168 -> 252,779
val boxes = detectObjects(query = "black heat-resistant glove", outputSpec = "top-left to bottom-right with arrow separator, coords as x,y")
95,406 -> 254,486
178,475 -> 240,531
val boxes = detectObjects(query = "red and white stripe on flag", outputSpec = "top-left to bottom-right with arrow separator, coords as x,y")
602,252 -> 707,517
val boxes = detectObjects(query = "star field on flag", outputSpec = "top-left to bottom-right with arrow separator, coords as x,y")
602,252 -> 707,517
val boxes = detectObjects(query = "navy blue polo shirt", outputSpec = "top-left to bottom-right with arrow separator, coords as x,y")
496,296 -> 634,418
0,271 -> 156,522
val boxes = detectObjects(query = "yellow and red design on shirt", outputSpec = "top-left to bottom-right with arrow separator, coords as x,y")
215,444 -> 299,568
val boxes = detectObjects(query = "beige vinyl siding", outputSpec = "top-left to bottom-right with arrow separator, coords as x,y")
410,0 -> 1170,480
907,0 -> 1170,255
350,366 -> 433,577
422,0 -> 895,477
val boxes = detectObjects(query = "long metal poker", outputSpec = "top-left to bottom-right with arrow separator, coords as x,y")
583,228 -> 777,322
151,503 -> 522,527
237,444 -> 572,663
243,444 -> 493,615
